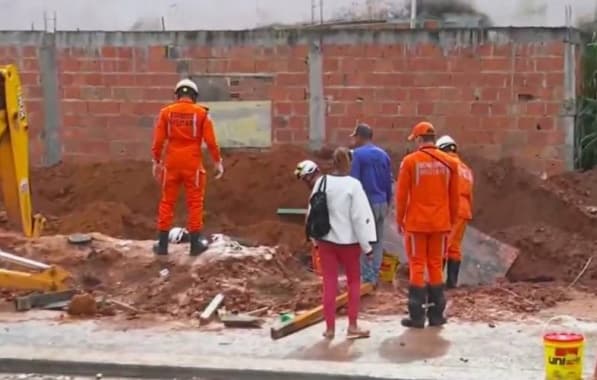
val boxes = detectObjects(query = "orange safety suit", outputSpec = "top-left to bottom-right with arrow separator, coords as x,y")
446,152 -> 473,262
151,98 -> 221,233
396,145 -> 460,287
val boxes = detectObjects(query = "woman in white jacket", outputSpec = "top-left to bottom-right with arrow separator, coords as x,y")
295,147 -> 377,340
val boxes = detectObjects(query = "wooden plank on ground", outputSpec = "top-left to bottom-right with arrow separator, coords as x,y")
199,293 -> 225,325
270,283 -> 374,340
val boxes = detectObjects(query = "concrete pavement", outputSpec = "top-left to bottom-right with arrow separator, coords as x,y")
0,312 -> 596,380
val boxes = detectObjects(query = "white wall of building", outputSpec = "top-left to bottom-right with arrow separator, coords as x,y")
0,0 -> 595,31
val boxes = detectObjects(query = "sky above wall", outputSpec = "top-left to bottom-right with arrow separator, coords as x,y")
0,0 -> 594,31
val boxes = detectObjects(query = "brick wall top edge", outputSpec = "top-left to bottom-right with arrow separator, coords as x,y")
0,27 -> 581,48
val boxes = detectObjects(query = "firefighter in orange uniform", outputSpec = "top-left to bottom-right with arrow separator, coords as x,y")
436,135 -> 473,289
396,122 -> 459,328
151,79 -> 224,256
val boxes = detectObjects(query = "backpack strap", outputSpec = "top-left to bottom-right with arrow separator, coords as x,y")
317,175 -> 327,192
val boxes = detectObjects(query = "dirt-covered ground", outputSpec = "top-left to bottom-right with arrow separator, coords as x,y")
0,145 -> 595,322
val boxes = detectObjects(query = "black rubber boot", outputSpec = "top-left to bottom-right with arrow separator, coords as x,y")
446,260 -> 461,289
427,285 -> 447,327
189,232 -> 209,257
401,286 -> 427,329
153,230 -> 169,255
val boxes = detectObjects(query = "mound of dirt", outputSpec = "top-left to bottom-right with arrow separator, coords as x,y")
467,157 -> 597,285
31,145 -> 318,254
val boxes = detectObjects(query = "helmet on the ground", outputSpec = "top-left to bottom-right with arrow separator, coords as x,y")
294,160 -> 319,179
436,135 -> 457,152
174,79 -> 199,96
169,227 -> 187,243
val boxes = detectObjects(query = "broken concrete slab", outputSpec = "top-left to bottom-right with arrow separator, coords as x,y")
221,314 -> 263,329
15,290 -> 77,312
199,293 -> 224,326
383,209 -> 519,286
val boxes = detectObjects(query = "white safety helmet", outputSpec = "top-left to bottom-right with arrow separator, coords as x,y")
168,227 -> 188,244
174,78 -> 199,95
294,160 -> 319,179
436,135 -> 457,152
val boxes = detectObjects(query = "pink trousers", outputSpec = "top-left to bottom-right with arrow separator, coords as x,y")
317,240 -> 362,331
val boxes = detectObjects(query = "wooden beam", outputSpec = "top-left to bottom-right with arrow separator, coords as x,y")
270,283 -> 374,340
199,293 -> 225,325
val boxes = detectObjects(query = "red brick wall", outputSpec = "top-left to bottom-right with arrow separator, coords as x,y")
0,30 -> 572,173
324,41 -> 568,173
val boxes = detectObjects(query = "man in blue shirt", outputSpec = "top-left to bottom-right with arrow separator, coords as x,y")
350,123 -> 393,286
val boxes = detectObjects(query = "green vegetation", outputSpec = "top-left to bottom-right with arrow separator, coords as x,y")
576,43 -> 597,170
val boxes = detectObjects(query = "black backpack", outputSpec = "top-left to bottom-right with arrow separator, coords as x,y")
306,175 -> 331,240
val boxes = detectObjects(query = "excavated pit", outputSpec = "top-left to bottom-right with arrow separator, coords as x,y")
0,145 -> 595,321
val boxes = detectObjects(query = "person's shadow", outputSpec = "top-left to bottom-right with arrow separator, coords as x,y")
379,327 -> 451,364
286,338 -> 363,362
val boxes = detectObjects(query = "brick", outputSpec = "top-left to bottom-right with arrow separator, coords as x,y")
274,128 -> 293,143
417,102 -> 434,116
493,44 -> 517,58
480,116 -> 513,130
514,58 -> 534,72
276,73 -> 308,86
471,102 -> 491,115
274,102 -> 292,116
519,116 -> 554,131
398,102 -> 417,116
448,57 -> 481,72
409,87 -> 442,101
545,72 -> 563,87
116,60 -> 134,72
544,102 -> 562,116
413,73 -> 451,87
524,102 -> 546,115
544,42 -> 565,57
21,58 -> 39,72
323,58 -> 339,72
445,116 -> 482,131
292,102 -> 308,116
434,102 -> 471,116
374,87 -> 409,102
514,73 -> 545,88
228,58 -> 256,73
79,59 -> 101,72
60,57 -> 80,72
415,43 -> 444,57
328,102 -> 346,116
373,58 -> 394,72
407,58 -> 448,72
117,47 -> 134,59
480,58 -> 511,72
101,46 -> 119,58
288,116 -> 308,129
62,100 -> 88,114
480,73 -> 510,87
535,57 -> 564,72
143,87 -> 174,101
62,86 -> 81,99
83,74 -> 103,86
87,101 -> 120,115
21,46 -> 38,58
490,103 -> 509,116
381,103 -> 399,115
147,59 -> 177,73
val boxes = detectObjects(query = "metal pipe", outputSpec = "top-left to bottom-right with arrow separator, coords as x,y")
410,0 -> 417,28
0,250 -> 49,271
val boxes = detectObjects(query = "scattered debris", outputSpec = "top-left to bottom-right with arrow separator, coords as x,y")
199,293 -> 225,325
67,293 -> 97,316
271,283 -> 374,340
568,256 -> 594,289
67,233 -> 93,245
221,313 -> 264,329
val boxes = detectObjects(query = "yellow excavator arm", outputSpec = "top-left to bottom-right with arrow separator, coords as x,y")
0,64 -> 45,238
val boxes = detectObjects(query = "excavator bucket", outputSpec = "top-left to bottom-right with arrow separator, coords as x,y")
0,65 -> 45,238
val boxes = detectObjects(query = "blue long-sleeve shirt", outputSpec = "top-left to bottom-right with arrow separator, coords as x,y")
350,143 -> 393,205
